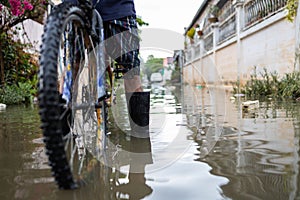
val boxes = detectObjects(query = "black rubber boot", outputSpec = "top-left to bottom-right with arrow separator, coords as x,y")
126,92 -> 150,138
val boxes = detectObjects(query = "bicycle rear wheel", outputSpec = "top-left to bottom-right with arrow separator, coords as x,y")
38,3 -> 107,189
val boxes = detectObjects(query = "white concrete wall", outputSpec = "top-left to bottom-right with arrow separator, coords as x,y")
16,19 -> 44,53
215,42 -> 238,84
240,17 -> 295,80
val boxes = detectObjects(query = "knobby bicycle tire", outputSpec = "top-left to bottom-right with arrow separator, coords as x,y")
38,3 -> 107,189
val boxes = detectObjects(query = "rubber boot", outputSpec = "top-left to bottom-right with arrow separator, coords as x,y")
126,92 -> 150,138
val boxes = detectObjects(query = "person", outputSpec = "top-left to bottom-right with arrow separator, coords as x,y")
96,3 -> 153,196
97,0 -> 150,137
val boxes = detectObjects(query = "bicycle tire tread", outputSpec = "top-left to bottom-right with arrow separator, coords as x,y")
38,3 -> 87,190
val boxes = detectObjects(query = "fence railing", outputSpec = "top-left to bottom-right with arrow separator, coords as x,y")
218,0 -> 236,43
203,24 -> 212,36
185,49 -> 192,63
218,0 -> 236,22
194,43 -> 201,58
244,0 -> 287,27
219,14 -> 236,43
204,33 -> 213,52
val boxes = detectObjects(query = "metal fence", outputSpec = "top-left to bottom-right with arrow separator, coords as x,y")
204,33 -> 214,52
245,0 -> 287,27
218,0 -> 237,43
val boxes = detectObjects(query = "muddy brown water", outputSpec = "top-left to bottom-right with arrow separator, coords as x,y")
0,85 -> 300,199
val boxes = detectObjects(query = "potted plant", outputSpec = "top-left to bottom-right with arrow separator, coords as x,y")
187,27 -> 196,39
187,27 -> 196,43
208,5 -> 220,23
197,30 -> 203,36
195,24 -> 203,37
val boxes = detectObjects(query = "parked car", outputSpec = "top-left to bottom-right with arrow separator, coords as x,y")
150,72 -> 163,83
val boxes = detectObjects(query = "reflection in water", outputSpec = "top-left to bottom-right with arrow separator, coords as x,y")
0,105 -> 54,200
109,134 -> 153,199
101,86 -> 228,199
183,85 -> 300,199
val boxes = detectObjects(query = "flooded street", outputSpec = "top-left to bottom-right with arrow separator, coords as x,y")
1,84 -> 300,199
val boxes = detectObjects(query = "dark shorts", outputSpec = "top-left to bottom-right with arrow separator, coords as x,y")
103,15 -> 140,78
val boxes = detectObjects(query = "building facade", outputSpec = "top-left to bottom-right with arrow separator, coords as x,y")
183,0 -> 295,87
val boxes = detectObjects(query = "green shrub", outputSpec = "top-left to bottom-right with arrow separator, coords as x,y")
279,72 -> 300,99
0,82 -> 36,105
234,67 -> 300,101
0,32 -> 38,105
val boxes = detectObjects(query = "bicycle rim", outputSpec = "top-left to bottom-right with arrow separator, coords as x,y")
38,3 -> 107,189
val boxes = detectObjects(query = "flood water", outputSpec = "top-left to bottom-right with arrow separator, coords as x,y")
1,84 -> 300,199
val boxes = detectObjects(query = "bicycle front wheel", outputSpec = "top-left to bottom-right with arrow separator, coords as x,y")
38,3 -> 107,189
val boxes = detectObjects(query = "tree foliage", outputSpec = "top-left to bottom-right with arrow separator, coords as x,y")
0,0 -> 46,104
0,0 -> 47,32
143,55 -> 164,81
286,0 -> 298,22
136,17 -> 149,27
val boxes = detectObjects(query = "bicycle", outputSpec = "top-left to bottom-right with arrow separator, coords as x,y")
38,0 -> 129,189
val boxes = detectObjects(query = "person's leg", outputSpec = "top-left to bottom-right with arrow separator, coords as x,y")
103,16 -> 150,136
103,16 -> 142,92
124,75 -> 143,92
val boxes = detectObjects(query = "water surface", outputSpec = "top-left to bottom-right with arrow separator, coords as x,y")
0,85 -> 300,199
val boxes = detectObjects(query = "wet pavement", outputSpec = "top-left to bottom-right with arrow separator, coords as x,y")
0,84 -> 300,199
